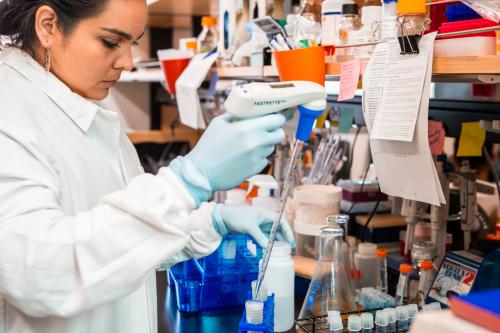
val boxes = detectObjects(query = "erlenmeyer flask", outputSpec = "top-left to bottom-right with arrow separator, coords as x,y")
299,227 -> 358,320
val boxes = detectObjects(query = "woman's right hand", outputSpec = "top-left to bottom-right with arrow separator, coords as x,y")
169,113 -> 285,205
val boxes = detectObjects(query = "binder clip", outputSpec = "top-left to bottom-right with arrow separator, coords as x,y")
396,17 -> 431,55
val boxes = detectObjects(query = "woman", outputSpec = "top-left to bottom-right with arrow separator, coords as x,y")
0,1 -> 293,332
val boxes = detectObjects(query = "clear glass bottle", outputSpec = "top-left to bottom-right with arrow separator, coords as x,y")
295,0 -> 323,46
394,264 -> 413,305
197,16 -> 218,53
397,0 -> 428,36
299,227 -> 358,320
337,3 -> 360,60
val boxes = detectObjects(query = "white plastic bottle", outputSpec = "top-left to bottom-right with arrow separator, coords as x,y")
321,0 -> 343,46
354,243 -> 380,288
249,174 -> 278,210
261,241 -> 295,332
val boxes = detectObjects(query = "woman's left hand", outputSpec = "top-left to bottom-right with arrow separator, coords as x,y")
211,204 -> 295,249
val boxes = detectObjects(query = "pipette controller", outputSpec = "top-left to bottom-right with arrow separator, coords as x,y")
225,81 -> 327,298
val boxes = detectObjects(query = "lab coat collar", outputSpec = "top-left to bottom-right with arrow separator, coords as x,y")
0,47 -> 98,133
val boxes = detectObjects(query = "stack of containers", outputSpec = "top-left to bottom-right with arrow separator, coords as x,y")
435,3 -> 499,57
293,185 -> 343,259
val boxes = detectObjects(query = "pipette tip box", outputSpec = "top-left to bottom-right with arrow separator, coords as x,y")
238,292 -> 275,333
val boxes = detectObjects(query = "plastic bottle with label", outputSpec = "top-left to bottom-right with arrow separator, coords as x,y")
354,243 -> 380,288
321,0 -> 343,46
397,0 -> 428,36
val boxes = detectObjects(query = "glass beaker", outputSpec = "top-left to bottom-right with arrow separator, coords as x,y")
299,227 -> 358,321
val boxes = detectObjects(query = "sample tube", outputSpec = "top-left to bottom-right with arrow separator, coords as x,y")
384,307 -> 396,333
245,300 -> 264,325
328,311 -> 344,333
375,310 -> 388,333
396,305 -> 409,331
361,312 -> 374,333
416,260 -> 434,306
394,264 -> 413,305
377,248 -> 388,293
407,303 -> 419,325
251,280 -> 268,302
348,314 -> 362,332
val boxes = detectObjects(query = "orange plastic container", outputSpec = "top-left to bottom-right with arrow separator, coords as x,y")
160,57 -> 191,95
273,46 -> 326,86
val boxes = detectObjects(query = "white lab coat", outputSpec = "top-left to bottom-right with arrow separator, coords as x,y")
0,47 -> 222,333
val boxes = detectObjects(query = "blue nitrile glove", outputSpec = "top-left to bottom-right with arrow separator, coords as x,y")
169,113 -> 285,206
211,204 -> 296,249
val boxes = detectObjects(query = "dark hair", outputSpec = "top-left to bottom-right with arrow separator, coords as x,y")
0,0 -> 109,56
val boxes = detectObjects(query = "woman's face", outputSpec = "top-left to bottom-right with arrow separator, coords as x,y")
45,0 -> 148,100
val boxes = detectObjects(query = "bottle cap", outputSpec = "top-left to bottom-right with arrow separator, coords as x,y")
399,263 -> 413,274
375,310 -> 388,326
419,260 -> 433,271
328,311 -> 344,331
396,305 -> 409,321
407,304 -> 419,319
201,16 -> 217,27
348,314 -> 362,331
376,248 -> 388,257
397,0 -> 427,15
384,307 -> 396,323
186,40 -> 197,51
358,242 -> 377,255
361,312 -> 374,329
342,3 -> 359,15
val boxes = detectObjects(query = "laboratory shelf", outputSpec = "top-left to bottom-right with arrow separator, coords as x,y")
216,56 -> 500,83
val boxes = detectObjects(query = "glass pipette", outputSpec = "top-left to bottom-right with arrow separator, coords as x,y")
253,139 -> 304,299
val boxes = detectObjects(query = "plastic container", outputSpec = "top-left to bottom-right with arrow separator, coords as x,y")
260,242 -> 295,332
322,0 -> 343,46
375,310 -> 388,333
376,248 -> 388,293
239,293 -> 275,333
417,260 -> 434,305
197,16 -> 218,53
381,0 -> 398,40
354,242 -> 380,288
169,234 -> 263,314
352,4 -> 381,58
397,0 -> 428,36
394,264 -> 413,306
429,0 -> 454,32
248,175 -> 278,210
225,188 -> 250,206
293,185 -> 342,259
157,49 -> 192,95
348,314 -> 362,332
273,46 -> 326,86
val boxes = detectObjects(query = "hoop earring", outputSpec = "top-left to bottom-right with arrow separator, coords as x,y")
44,48 -> 51,72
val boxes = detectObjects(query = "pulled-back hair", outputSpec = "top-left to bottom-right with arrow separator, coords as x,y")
0,0 -> 109,55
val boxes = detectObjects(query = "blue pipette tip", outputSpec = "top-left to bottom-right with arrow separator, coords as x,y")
296,104 -> 324,142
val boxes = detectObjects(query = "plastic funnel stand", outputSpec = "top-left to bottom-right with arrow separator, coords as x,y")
296,104 -> 324,142
160,58 -> 190,95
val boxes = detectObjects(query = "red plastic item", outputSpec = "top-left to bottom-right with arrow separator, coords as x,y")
429,0 -> 458,32
438,18 -> 499,39
160,57 -> 191,95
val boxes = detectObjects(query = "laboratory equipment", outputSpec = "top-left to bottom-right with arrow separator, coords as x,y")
431,159 -> 450,266
352,0 -> 381,59
384,307 -> 396,333
248,174 -> 279,210
197,16 -> 218,53
328,310 -> 344,333
294,185 -> 342,259
359,287 -> 395,310
402,199 -> 418,255
157,49 -> 192,97
427,250 -> 483,308
348,314 -> 362,332
239,294 -> 275,333
322,0 -> 343,46
407,303 -> 419,325
252,280 -> 268,302
354,242 -> 380,288
423,302 -> 441,312
375,310 -> 389,333
377,248 -> 388,293
260,241 -> 295,332
337,3 -> 360,61
361,312 -> 374,333
303,135 -> 344,185
397,0 -> 428,36
381,0 -> 398,40
395,305 -> 409,331
246,300 -> 264,324
225,80 -> 327,300
299,227 -> 358,320
416,260 -> 435,306
394,264 -> 413,306
225,188 -> 250,206
295,0 -> 322,46
169,234 -> 262,314
411,241 -> 436,265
